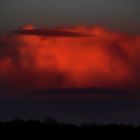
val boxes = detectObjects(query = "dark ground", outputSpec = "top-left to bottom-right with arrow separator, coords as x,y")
0,117 -> 140,138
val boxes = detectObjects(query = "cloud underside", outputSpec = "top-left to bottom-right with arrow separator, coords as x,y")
0,25 -> 140,91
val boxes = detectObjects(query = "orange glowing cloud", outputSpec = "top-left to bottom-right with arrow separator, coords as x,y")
0,24 -> 140,90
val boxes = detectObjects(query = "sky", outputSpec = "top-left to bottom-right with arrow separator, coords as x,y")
0,0 -> 140,125
0,0 -> 140,33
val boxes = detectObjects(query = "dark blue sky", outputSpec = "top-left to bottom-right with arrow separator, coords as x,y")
0,0 -> 140,33
1,89 -> 140,125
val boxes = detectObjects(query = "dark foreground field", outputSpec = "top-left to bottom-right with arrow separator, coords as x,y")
0,118 -> 140,138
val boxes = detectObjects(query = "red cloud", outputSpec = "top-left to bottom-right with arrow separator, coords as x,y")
0,25 -> 140,90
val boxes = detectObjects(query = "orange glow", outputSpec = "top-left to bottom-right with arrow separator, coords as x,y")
0,25 -> 140,90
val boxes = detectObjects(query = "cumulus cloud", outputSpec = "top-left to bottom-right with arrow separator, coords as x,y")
0,24 -> 140,90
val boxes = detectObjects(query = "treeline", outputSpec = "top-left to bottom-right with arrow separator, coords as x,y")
0,117 -> 140,137
0,117 -> 139,129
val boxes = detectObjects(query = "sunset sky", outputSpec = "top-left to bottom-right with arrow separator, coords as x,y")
0,0 -> 140,125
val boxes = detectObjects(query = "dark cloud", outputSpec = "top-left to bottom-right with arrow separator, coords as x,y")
12,29 -> 94,37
